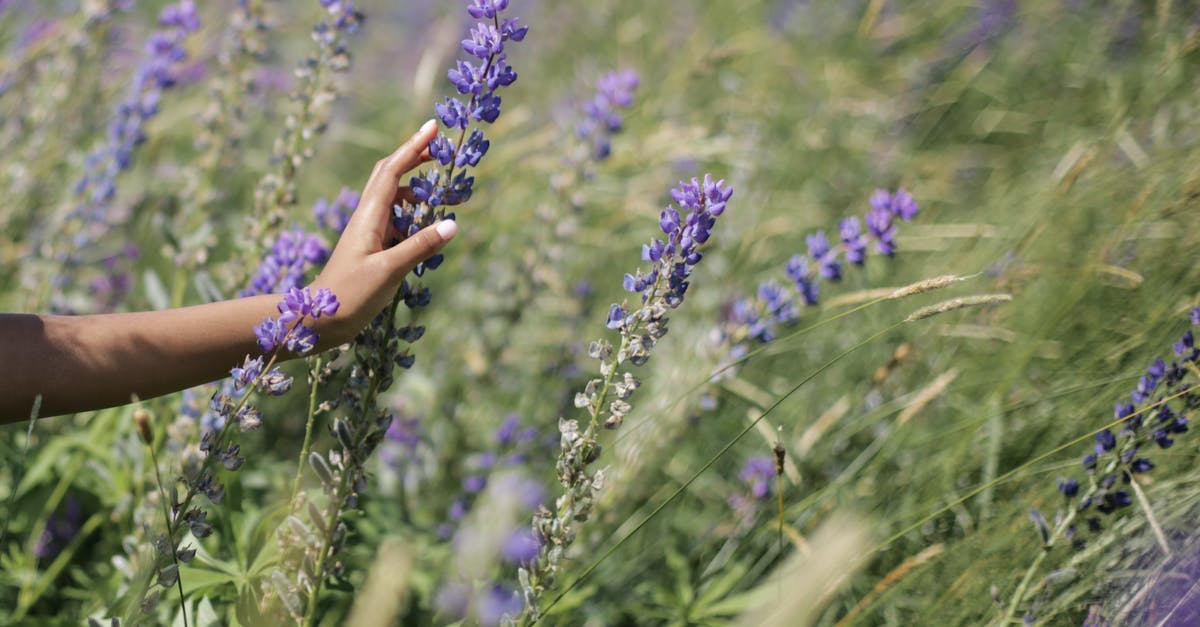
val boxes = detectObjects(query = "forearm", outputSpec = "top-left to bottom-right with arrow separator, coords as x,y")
0,295 -> 291,422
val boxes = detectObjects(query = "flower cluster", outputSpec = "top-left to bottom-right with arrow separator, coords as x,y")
252,286 -> 339,355
721,187 -> 920,355
437,471 -> 545,627
244,0 -> 362,277
1055,308 -> 1200,548
575,69 -> 639,161
435,414 -> 543,541
140,288 -> 336,615
739,456 -> 776,500
312,186 -> 360,235
240,230 -> 329,297
263,2 -> 528,620
409,0 -> 526,209
49,1 -> 201,313
167,0 -> 273,271
519,175 -> 733,619
611,174 -> 733,333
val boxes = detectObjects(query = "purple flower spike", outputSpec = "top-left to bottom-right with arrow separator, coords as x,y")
462,23 -> 504,59
840,217 -> 868,265
254,317 -> 287,352
467,0 -> 508,19
311,288 -> 340,318
606,304 -> 627,330
230,356 -> 265,391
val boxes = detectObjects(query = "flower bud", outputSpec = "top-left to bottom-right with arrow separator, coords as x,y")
133,408 -> 154,446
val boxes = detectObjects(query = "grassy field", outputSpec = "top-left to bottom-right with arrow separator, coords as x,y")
3,1 -> 1200,625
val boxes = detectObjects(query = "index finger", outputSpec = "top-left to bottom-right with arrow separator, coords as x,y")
344,119 -> 440,244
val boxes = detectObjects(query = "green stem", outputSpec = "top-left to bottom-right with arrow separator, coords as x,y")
301,294 -> 402,624
303,374 -> 382,625
149,444 -> 189,627
998,507 -> 1077,626
291,356 -> 325,507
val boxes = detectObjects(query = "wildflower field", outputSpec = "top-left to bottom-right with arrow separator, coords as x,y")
3,0 -> 1200,625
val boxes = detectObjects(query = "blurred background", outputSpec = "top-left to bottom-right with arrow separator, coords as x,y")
3,0 -> 1200,625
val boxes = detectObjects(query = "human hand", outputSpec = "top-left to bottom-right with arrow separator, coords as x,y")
310,119 -> 457,347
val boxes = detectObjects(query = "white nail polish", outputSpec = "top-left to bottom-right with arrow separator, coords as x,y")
435,219 -> 458,240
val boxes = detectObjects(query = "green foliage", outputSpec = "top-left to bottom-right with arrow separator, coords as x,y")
4,0 -> 1200,625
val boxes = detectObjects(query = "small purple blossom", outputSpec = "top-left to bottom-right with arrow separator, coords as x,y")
575,69 -> 639,160
477,584 -> 523,627
313,187 -> 360,234
241,230 -> 329,297
230,356 -> 265,391
502,528 -> 540,563
33,497 -> 82,560
739,457 -> 775,500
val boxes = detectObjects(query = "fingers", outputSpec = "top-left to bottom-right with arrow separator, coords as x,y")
344,119 -> 441,245
380,220 -> 457,280
365,119 -> 439,202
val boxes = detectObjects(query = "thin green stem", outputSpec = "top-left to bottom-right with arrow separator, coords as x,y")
302,294 -> 403,624
302,374 -> 381,625
291,356 -> 325,507
149,443 -> 189,627
997,508 -> 1076,626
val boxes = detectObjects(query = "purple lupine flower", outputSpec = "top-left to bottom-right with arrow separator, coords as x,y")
629,175 -> 733,307
807,231 -> 842,279
502,528 -> 540,563
840,217 -> 868,265
230,356 -> 265,391
865,206 -> 897,255
462,23 -> 504,59
49,1 -> 201,313
739,457 -> 775,499
477,584 -> 523,627
495,413 -> 521,446
313,187 -> 360,235
467,0 -> 508,20
401,0 -> 526,232
33,497 -> 82,560
1058,310 -> 1200,545
724,281 -> 799,345
785,255 -> 819,305
241,230 -> 329,297
575,69 -> 639,160
253,317 -> 288,352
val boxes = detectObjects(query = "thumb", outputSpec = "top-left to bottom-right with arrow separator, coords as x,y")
381,219 -> 457,279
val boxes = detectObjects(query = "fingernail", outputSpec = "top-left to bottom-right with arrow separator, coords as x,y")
420,118 -> 438,134
435,219 -> 458,241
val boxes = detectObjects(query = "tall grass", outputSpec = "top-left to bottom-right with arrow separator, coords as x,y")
2,1 -> 1200,625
